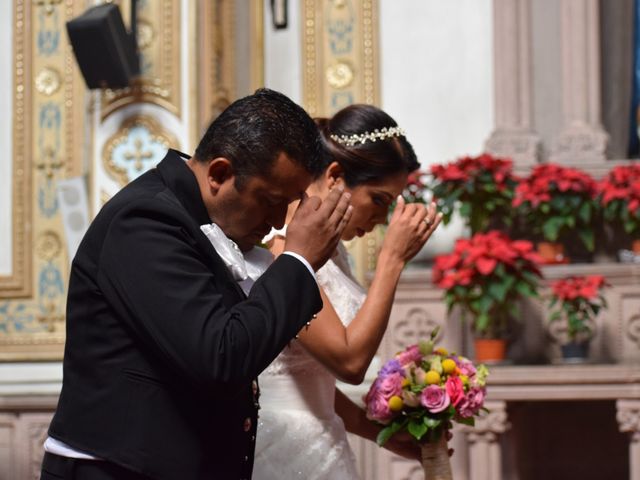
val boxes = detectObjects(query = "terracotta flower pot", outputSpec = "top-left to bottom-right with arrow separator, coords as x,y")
537,242 -> 568,264
474,338 -> 507,363
632,240 -> 640,255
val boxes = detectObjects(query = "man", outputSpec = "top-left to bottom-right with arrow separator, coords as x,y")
41,89 -> 352,479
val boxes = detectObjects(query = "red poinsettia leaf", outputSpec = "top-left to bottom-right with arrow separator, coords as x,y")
476,257 -> 497,275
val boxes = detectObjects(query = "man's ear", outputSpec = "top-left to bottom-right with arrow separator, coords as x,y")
206,157 -> 234,194
324,161 -> 344,188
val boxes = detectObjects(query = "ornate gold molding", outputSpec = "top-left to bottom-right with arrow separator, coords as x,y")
102,115 -> 178,187
0,0 -> 87,360
302,0 -> 379,117
196,0 -> 236,136
0,0 -> 33,298
100,0 -> 181,120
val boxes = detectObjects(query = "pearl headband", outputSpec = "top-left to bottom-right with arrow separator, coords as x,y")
330,126 -> 406,147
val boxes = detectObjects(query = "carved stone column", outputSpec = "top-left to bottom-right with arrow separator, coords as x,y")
550,0 -> 608,164
462,400 -> 510,480
616,399 -> 640,480
485,0 -> 540,166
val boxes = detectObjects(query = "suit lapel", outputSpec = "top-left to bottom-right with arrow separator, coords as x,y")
155,150 -> 247,302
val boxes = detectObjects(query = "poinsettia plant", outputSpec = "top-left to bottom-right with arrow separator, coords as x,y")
513,164 -> 598,251
549,275 -> 608,342
432,231 -> 543,338
597,164 -> 640,237
430,154 -> 519,234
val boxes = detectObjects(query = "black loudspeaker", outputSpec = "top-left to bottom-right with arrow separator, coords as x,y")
66,3 -> 139,89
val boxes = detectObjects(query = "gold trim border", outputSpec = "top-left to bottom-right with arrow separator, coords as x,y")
196,0 -> 236,136
302,0 -> 379,117
0,0 -> 32,298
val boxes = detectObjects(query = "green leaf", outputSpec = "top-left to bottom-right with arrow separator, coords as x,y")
522,270 -> 541,285
459,202 -> 472,218
475,313 -> 490,332
457,416 -> 475,426
515,281 -> 535,298
542,217 -> 564,241
624,220 -> 638,234
550,195 -> 566,211
408,419 -> 429,441
473,295 -> 494,314
578,202 -> 592,224
424,417 -> 442,429
578,229 -> 595,252
376,419 -> 406,446
549,310 -> 562,322
488,276 -> 516,303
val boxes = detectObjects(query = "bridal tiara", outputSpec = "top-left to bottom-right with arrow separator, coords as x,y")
330,126 -> 406,147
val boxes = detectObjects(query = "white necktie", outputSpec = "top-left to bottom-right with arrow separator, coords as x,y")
200,224 -> 275,295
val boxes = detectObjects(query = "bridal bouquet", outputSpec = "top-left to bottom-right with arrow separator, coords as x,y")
364,330 -> 488,480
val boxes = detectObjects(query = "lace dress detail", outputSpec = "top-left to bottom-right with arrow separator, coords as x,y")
253,243 -> 366,480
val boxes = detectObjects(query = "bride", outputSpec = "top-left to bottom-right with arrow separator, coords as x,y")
253,104 -> 441,479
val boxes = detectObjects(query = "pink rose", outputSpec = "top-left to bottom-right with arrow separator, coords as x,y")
365,380 -> 393,423
467,387 -> 486,410
457,359 -> 477,377
456,387 -> 485,418
420,385 -> 451,413
365,390 -> 393,423
445,376 -> 465,406
396,345 -> 422,366
379,373 -> 404,398
456,396 -> 475,418
364,373 -> 404,424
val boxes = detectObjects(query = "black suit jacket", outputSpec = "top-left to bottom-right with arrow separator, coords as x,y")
48,149 -> 322,479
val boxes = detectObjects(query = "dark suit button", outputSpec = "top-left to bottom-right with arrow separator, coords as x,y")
251,435 -> 255,442
243,417 -> 252,432
244,455 -> 249,461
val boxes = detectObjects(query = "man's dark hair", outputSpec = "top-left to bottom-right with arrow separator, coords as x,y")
194,88 -> 325,188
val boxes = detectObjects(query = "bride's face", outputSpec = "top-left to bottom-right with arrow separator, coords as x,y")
341,172 -> 407,241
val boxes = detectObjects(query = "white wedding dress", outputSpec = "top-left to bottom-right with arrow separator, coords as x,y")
253,243 -> 366,479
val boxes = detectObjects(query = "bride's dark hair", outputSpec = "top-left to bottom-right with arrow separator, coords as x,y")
315,104 -> 420,187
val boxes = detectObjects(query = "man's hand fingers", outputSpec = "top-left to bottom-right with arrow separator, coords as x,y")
317,184 -> 345,217
328,191 -> 351,227
336,205 -> 353,236
297,193 -> 321,214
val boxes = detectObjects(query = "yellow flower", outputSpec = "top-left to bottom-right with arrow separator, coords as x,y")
388,395 -> 403,411
460,374 -> 469,386
435,347 -> 449,356
442,359 -> 456,374
425,370 -> 441,385
401,378 -> 411,388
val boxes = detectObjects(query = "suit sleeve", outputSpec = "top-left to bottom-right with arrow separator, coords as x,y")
95,201 -> 322,393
